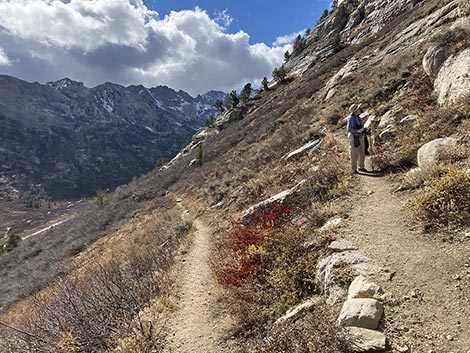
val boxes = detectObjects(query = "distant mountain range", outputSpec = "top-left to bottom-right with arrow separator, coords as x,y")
0,75 -> 226,199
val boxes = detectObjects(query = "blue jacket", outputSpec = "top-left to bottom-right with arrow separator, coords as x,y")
347,114 -> 364,135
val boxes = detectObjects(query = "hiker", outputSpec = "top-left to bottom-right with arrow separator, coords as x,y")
347,103 -> 368,174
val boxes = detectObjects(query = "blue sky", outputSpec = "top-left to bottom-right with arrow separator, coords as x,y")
0,0 -> 331,95
144,0 -> 331,45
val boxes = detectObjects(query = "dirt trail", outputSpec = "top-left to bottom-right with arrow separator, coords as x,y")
339,173 -> 470,352
164,210 -> 229,353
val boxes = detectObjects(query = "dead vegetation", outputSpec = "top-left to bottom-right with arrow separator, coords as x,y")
0,202 -> 190,353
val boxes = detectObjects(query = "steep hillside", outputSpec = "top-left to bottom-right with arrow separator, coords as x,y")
1,0 -> 470,352
0,75 -> 225,199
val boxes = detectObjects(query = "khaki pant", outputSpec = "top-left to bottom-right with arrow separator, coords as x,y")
348,133 -> 365,172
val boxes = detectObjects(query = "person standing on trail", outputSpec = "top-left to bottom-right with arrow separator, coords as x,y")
346,103 -> 368,174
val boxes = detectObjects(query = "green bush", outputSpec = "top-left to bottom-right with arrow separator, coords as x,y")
411,167 -> 470,228
1,234 -> 22,254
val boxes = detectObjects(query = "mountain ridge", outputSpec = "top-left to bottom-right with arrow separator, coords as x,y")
0,74 -> 226,200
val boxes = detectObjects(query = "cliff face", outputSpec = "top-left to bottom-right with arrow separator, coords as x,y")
0,76 -> 226,199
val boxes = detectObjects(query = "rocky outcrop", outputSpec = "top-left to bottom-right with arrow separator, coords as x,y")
316,251 -> 369,304
435,48 -> 470,106
241,180 -> 306,224
214,108 -> 246,130
282,139 -> 323,161
417,137 -> 458,167
423,45 -> 448,77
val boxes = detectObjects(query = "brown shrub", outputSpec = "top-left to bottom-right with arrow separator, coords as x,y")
411,167 -> 470,228
237,310 -> 351,353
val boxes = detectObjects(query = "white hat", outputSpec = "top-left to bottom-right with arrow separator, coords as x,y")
349,103 -> 362,113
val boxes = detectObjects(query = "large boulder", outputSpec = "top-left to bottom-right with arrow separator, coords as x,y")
423,45 -> 448,77
337,298 -> 384,329
417,137 -> 458,167
435,48 -> 470,106
344,327 -> 387,352
347,275 -> 384,300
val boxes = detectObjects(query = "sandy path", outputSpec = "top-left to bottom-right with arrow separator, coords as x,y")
164,213 -> 228,353
338,173 -> 470,352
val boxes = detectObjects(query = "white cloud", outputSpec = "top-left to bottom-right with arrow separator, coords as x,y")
0,0 -> 290,95
0,47 -> 11,66
273,29 -> 307,46
214,9 -> 234,30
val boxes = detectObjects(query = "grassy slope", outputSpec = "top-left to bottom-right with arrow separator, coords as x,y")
2,0 -> 470,351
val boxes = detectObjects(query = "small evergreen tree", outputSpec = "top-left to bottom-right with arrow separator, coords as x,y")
292,35 -> 307,56
305,28 -> 311,36
214,99 -> 225,113
261,77 -> 269,91
319,9 -> 329,22
331,34 -> 343,54
284,50 -> 291,62
95,188 -> 107,207
3,234 -> 21,253
155,158 -> 165,169
204,115 -> 216,128
195,145 -> 203,167
272,66 -> 287,83
239,83 -> 252,103
229,90 -> 240,107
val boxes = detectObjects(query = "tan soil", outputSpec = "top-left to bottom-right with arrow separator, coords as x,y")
338,172 -> 470,353
164,210 -> 231,353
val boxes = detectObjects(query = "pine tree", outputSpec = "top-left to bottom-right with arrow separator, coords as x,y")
214,99 -> 225,113
229,90 -> 240,107
95,188 -> 107,207
261,77 -> 269,91
239,83 -> 252,103
272,66 -> 287,83
331,34 -> 342,54
284,50 -> 290,62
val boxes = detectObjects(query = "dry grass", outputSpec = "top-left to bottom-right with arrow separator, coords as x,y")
411,167 -> 470,229
1,202 -> 191,353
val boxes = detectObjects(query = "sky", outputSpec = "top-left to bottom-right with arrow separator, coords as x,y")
0,0 -> 332,96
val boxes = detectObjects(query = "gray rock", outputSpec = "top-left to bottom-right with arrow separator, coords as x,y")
215,107 -> 246,129
399,115 -> 418,124
328,239 -> 357,252
347,275 -> 384,300
282,139 -> 323,161
363,115 -> 378,129
316,252 -> 369,304
275,297 -> 321,325
337,298 -> 384,329
435,48 -> 470,106
241,180 -> 306,224
378,128 -> 395,142
344,327 -> 387,352
378,107 -> 401,128
423,45 -> 448,77
319,217 -> 342,232
417,137 -> 458,167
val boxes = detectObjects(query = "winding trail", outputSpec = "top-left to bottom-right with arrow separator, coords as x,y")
338,173 -> 470,352
164,210 -> 229,353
